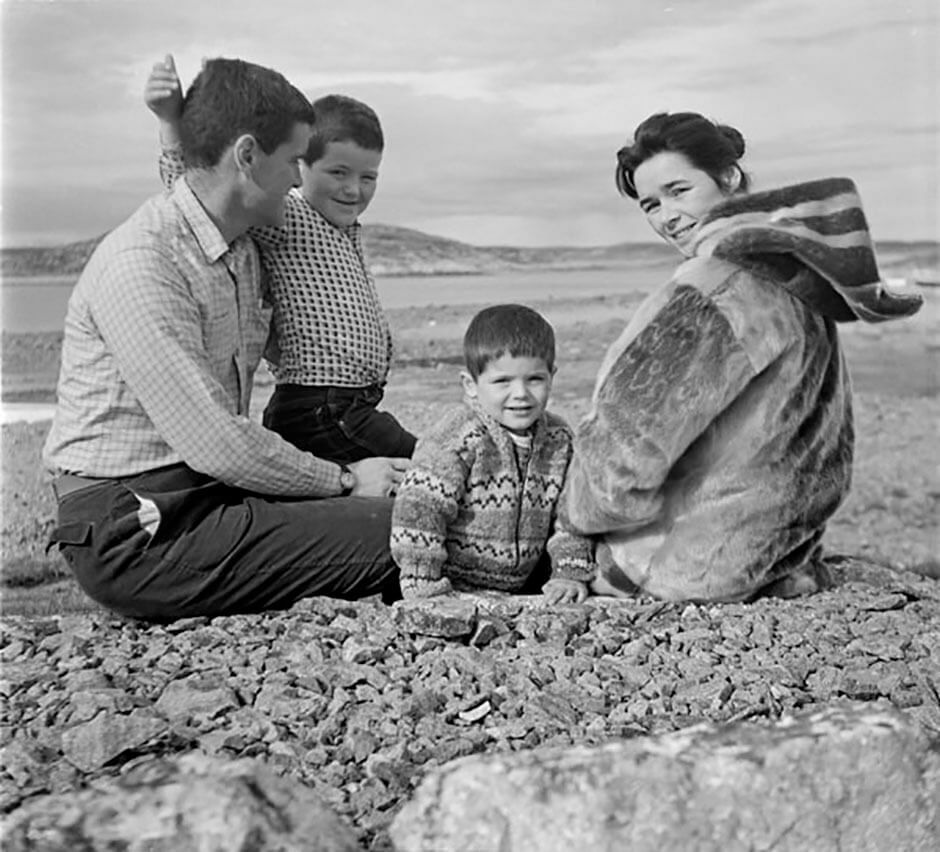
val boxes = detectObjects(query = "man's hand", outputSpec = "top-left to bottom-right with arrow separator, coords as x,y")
348,457 -> 411,498
144,54 -> 183,126
542,578 -> 589,605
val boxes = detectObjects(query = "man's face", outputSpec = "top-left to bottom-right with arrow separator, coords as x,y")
245,122 -> 312,227
300,140 -> 381,228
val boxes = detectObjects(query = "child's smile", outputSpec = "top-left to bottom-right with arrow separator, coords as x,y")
300,140 -> 381,228
463,354 -> 554,434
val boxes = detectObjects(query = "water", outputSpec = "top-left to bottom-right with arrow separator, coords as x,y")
2,276 -> 77,333
376,266 -> 660,310
1,265 -> 668,424
1,266 -> 665,334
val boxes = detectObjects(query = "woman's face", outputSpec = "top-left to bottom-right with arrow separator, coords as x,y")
633,151 -> 733,256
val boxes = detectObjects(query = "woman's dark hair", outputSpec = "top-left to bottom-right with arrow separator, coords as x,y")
615,112 -> 750,199
179,58 -> 315,169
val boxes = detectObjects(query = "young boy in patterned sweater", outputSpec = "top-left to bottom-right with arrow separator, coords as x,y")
390,305 -> 595,603
144,55 -> 416,480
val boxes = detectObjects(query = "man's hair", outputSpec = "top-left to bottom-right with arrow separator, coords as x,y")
179,58 -> 315,169
463,304 -> 556,379
303,94 -> 384,164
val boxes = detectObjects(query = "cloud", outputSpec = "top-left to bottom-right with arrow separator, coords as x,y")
1,0 -> 937,246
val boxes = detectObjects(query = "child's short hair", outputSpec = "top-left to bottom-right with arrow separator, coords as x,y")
303,94 -> 384,164
463,304 -> 556,379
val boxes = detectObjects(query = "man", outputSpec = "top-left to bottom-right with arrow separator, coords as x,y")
43,57 -> 409,620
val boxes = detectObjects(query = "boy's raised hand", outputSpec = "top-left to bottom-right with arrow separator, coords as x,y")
542,577 -> 589,605
144,54 -> 183,123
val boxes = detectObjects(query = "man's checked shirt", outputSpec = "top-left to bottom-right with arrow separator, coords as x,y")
42,178 -> 345,497
161,149 -> 393,389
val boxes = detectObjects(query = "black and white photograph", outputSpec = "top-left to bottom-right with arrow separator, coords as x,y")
2,1 -> 938,848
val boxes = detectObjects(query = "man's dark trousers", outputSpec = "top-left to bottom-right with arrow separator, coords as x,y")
48,464 -> 400,621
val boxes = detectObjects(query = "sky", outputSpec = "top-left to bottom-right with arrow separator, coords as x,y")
1,0 -> 938,248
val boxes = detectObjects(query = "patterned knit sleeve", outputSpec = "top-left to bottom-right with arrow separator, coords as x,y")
562,285 -> 757,536
390,423 -> 471,598
546,523 -> 595,584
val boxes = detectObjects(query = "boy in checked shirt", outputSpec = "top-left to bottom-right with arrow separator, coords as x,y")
145,55 -> 416,477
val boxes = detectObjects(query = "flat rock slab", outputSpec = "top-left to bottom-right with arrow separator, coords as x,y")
391,703 -> 940,852
3,752 -> 359,852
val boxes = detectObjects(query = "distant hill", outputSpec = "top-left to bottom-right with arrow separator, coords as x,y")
1,224 -> 936,279
2,237 -> 106,277
362,225 -> 675,276
0,225 -> 674,279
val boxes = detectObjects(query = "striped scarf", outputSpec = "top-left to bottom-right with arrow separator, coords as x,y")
691,178 -> 923,323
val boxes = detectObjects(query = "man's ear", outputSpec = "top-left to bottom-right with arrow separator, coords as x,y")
233,134 -> 258,172
460,370 -> 478,398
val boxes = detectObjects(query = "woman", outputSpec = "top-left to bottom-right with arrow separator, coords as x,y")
563,112 -> 922,602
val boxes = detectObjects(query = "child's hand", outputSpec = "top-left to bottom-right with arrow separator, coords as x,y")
144,54 -> 183,123
542,578 -> 588,605
401,576 -> 453,599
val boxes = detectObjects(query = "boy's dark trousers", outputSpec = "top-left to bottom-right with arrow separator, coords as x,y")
263,384 -> 417,463
47,463 -> 401,622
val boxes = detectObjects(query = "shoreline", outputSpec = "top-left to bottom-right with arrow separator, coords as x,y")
1,403 -> 55,425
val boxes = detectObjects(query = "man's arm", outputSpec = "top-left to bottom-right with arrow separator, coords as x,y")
92,245 -> 346,497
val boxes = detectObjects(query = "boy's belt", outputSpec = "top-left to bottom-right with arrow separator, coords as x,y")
276,384 -> 384,406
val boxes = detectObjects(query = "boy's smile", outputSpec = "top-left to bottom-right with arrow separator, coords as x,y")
300,140 -> 381,228
462,354 -> 554,434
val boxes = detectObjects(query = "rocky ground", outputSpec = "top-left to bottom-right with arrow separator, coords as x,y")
2,285 -> 938,848
2,558 -> 939,848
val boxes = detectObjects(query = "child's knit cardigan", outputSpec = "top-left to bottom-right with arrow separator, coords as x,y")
390,398 -> 594,597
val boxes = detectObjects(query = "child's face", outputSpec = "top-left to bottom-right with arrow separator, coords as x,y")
299,140 -> 381,228
462,354 -> 554,434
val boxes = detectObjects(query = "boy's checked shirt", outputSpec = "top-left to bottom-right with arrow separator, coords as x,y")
160,149 -> 392,389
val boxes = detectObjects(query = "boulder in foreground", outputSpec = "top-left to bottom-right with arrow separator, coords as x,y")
391,701 -> 940,852
3,751 -> 359,852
